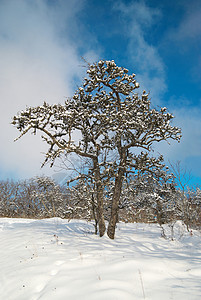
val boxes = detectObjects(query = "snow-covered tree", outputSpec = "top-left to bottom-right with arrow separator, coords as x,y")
12,60 -> 181,238
31,176 -> 68,218
0,180 -> 20,217
116,164 -> 177,223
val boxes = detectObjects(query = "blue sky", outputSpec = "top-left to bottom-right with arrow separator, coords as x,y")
0,0 -> 201,186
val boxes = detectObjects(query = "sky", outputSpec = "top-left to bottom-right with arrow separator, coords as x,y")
0,0 -> 201,186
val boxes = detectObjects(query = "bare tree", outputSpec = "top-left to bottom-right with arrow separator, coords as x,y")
169,161 -> 193,230
12,60 -> 181,238
0,180 -> 20,217
169,160 -> 192,191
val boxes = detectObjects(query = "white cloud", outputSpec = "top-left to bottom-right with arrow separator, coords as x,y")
113,1 -> 166,104
0,0 -> 89,180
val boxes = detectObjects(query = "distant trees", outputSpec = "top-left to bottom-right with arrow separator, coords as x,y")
0,176 -> 200,233
0,177 -> 70,218
117,166 -> 177,224
12,60 -> 181,238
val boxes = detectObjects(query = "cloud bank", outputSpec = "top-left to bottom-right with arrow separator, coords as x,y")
0,0 -> 87,179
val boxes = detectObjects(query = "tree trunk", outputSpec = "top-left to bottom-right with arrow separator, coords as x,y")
91,192 -> 98,235
93,158 -> 106,237
107,164 -> 125,239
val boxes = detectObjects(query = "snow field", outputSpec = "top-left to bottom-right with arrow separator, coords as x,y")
0,218 -> 200,300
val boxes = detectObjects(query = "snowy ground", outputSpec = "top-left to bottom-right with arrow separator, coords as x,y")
0,218 -> 200,300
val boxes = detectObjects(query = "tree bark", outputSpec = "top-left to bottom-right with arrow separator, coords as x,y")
91,192 -> 98,235
107,164 -> 125,239
93,158 -> 106,237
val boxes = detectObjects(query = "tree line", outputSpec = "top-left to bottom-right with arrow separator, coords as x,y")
0,174 -> 200,233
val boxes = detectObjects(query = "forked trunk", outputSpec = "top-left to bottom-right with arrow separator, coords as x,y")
107,165 -> 125,239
